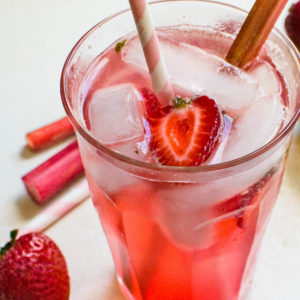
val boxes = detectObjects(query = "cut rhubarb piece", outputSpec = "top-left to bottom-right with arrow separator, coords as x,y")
140,88 -> 223,166
226,0 -> 288,68
26,117 -> 74,150
22,141 -> 84,204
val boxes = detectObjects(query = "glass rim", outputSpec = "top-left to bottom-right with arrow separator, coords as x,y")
60,0 -> 300,173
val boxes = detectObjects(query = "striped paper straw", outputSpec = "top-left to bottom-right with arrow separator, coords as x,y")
19,178 -> 90,236
128,0 -> 173,104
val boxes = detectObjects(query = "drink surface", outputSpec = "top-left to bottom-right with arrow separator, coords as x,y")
80,25 -> 289,165
78,26 -> 290,300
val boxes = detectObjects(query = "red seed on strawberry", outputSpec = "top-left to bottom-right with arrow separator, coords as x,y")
285,1 -> 300,50
141,88 -> 223,166
0,230 -> 70,300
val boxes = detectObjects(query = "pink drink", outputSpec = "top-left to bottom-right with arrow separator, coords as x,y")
80,28 -> 286,300
61,2 -> 300,300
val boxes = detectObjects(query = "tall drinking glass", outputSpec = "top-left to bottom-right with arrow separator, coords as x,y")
61,1 -> 300,299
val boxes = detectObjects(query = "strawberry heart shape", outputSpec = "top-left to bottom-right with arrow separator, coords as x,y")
141,88 -> 223,166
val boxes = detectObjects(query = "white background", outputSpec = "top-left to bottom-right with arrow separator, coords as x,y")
0,0 -> 299,299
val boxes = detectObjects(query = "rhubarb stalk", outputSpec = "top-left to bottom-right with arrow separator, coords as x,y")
226,0 -> 288,68
26,117 -> 74,150
22,141 -> 84,204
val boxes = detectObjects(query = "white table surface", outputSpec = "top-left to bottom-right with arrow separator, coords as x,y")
0,0 -> 299,299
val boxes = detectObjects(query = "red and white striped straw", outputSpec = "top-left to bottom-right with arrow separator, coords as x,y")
19,178 -> 90,236
128,0 -> 173,104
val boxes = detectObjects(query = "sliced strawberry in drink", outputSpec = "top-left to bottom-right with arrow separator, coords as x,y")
141,87 -> 170,118
140,88 -> 223,166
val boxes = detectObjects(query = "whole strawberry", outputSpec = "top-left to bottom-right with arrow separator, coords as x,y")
0,230 -> 70,300
285,1 -> 300,50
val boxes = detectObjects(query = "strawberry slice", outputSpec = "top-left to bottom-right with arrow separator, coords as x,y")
140,88 -> 222,166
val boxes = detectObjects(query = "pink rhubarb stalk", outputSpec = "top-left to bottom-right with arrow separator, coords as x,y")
22,141 -> 84,204
26,117 -> 74,150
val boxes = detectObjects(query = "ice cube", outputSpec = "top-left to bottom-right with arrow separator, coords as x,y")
80,57 -> 109,99
152,183 -> 214,249
209,115 -> 233,164
88,84 -> 144,145
109,138 -> 153,163
248,60 -> 281,97
81,142 -> 141,194
109,117 -> 152,160
122,36 -> 262,110
221,95 -> 285,162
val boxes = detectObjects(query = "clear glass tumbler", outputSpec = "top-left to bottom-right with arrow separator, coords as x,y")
61,1 -> 300,299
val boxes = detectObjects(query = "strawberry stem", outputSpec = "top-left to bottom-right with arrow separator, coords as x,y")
172,97 -> 191,109
26,117 -> 74,150
22,141 -> 84,204
115,40 -> 127,54
226,0 -> 288,68
0,229 -> 18,259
